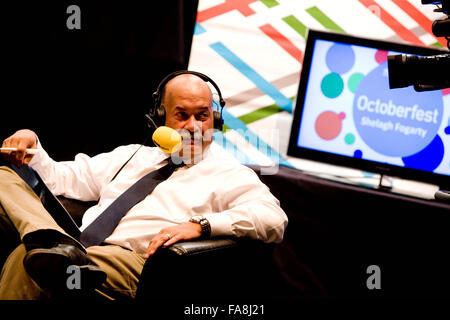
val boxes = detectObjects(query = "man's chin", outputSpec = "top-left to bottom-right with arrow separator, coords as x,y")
176,143 -> 210,163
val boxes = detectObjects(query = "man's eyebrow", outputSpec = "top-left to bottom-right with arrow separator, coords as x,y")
174,106 -> 210,111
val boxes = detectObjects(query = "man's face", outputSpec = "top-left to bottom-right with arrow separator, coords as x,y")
162,75 -> 214,160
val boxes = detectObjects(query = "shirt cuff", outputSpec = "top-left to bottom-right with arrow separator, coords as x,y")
28,139 -> 45,168
203,213 -> 234,238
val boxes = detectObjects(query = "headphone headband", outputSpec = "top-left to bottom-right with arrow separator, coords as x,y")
148,70 -> 225,130
153,70 -> 225,108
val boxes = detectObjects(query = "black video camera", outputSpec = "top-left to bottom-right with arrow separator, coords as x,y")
388,0 -> 450,91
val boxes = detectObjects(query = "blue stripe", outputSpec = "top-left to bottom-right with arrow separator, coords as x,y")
213,131 -> 257,165
194,23 -> 206,35
221,108 -> 290,166
210,41 -> 293,113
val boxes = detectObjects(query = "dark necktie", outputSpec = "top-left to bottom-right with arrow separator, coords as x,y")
79,157 -> 184,247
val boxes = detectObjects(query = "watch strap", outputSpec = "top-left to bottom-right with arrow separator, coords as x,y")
190,216 -> 211,238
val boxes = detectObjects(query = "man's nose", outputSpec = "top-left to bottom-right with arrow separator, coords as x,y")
184,115 -> 201,132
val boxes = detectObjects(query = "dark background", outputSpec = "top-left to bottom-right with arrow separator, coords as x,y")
1,1 -> 199,161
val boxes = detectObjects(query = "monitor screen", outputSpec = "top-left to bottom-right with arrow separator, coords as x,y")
288,29 -> 450,189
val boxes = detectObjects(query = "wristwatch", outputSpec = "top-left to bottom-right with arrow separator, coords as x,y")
189,215 -> 211,238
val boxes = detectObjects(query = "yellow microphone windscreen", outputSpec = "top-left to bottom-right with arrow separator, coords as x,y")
152,126 -> 182,153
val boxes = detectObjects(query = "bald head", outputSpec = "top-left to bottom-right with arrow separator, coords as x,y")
161,74 -> 213,109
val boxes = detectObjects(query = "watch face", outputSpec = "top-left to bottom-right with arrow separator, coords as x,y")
190,216 -> 202,223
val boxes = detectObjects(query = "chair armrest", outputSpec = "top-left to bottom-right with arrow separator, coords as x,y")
165,237 -> 239,256
136,237 -> 277,300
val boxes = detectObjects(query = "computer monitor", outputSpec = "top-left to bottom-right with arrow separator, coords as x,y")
288,29 -> 450,189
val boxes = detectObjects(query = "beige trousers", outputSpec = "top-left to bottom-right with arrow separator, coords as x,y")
0,166 -> 145,300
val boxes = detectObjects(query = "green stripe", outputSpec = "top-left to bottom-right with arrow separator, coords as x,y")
223,97 -> 296,132
260,0 -> 279,8
431,42 -> 443,48
306,6 -> 345,33
282,15 -> 308,38
238,104 -> 283,124
223,104 -> 281,132
238,96 -> 296,125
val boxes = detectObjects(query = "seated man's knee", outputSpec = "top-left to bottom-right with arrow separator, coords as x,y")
0,166 -> 34,196
0,166 -> 18,185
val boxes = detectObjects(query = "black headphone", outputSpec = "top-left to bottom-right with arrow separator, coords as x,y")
146,70 -> 225,131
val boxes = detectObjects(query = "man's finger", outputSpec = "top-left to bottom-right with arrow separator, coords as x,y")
2,138 -> 19,166
24,155 -> 33,165
2,138 -> 10,148
15,150 -> 25,165
16,140 -> 30,165
163,234 -> 181,247
144,235 -> 168,258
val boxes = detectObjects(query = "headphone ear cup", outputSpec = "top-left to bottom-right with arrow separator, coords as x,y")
213,111 -> 223,131
152,91 -> 159,102
155,105 -> 166,127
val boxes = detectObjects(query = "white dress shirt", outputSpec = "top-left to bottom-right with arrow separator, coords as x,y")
29,142 -> 288,255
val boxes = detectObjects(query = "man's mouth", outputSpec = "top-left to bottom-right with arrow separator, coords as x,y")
179,131 -> 203,146
189,138 -> 202,145
182,136 -> 202,144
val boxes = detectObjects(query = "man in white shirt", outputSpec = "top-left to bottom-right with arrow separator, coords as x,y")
0,72 -> 288,299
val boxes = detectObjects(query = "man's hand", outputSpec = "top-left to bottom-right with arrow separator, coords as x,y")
1,129 -> 38,168
144,222 -> 202,258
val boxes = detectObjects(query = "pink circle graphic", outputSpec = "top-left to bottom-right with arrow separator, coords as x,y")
315,111 -> 343,140
375,50 -> 388,64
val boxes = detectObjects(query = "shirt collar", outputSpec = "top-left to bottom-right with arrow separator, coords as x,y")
154,144 -> 212,168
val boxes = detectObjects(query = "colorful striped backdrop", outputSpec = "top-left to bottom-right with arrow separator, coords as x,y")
188,0 -> 447,185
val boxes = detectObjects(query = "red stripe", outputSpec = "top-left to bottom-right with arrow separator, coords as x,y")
259,24 -> 304,63
392,0 -> 447,47
442,88 -> 450,95
197,0 -> 259,23
358,0 -> 425,45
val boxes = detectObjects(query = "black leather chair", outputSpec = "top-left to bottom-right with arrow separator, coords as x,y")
136,237 -> 281,300
57,195 -> 282,300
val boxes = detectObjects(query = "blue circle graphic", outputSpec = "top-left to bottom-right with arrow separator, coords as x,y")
353,62 -> 443,157
326,43 -> 355,74
354,150 -> 363,158
402,135 -> 444,171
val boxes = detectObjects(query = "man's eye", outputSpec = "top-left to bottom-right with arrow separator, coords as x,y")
198,112 -> 209,119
